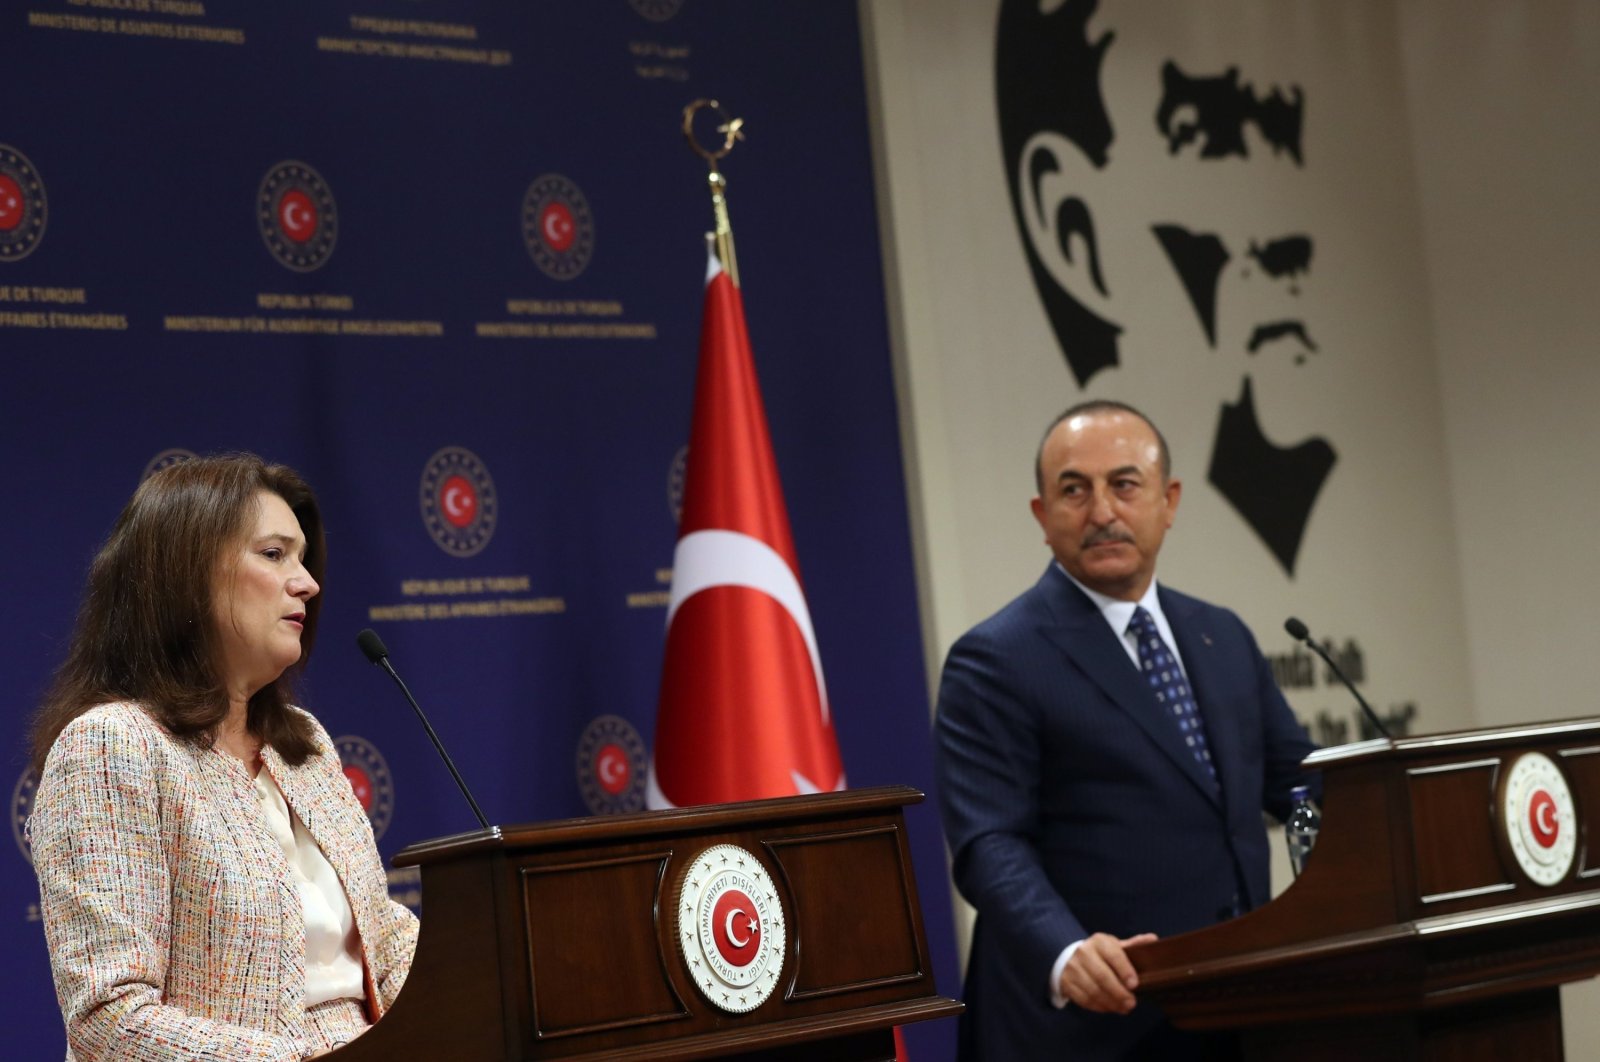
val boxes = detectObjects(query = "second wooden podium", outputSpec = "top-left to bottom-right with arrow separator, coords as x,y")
1131,718 -> 1600,1061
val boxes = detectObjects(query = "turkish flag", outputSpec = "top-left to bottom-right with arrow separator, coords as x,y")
648,249 -> 846,809
648,246 -> 907,1062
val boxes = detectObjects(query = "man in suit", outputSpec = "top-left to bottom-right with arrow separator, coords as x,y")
934,399 -> 1316,1060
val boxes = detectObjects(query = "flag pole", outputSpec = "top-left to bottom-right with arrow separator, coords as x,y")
681,98 -> 745,288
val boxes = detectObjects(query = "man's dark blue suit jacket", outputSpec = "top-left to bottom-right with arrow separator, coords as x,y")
934,566 -> 1316,1060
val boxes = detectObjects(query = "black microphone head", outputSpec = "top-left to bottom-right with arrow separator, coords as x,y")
356,628 -> 389,664
1284,617 -> 1310,641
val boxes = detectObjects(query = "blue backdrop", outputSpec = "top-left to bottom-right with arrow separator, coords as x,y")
2,2 -> 959,1056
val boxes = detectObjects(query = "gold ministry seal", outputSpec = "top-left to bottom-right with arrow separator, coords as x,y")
676,844 -> 786,1014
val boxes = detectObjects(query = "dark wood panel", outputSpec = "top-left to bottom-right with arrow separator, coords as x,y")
522,851 -> 687,1039
1419,988 -> 1563,1062
326,855 -> 514,1061
1407,760 -> 1512,904
1244,1016 -> 1420,1062
767,826 -> 922,999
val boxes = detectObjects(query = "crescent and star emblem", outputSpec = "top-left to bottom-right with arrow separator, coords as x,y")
1531,790 -> 1558,845
724,908 -> 756,947
0,147 -> 45,260
521,174 -> 593,279
282,199 -> 310,236
540,202 -> 575,251
257,163 -> 335,271
676,844 -> 786,1013
443,483 -> 472,519
1501,752 -> 1577,885
277,189 -> 318,243
575,716 -> 647,814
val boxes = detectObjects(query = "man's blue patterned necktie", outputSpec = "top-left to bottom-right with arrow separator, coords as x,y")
1128,606 -> 1217,786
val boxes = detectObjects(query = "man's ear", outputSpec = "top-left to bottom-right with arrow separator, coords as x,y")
1018,131 -> 1116,323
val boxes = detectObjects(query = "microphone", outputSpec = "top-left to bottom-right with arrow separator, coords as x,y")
1283,617 -> 1392,740
356,628 -> 492,831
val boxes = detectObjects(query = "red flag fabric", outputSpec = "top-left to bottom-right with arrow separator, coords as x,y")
647,250 -> 846,809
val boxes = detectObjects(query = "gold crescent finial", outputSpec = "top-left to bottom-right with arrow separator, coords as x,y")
681,98 -> 746,170
681,99 -> 745,287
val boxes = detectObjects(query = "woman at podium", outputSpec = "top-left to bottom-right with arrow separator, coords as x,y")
27,454 -> 418,1060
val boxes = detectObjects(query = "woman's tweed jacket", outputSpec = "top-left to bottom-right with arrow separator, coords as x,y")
30,703 -> 419,1061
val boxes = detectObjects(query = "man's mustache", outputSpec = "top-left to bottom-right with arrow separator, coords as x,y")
1082,528 -> 1135,549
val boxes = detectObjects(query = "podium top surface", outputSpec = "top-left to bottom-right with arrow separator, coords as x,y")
1304,716 -> 1600,768
393,783 -> 926,868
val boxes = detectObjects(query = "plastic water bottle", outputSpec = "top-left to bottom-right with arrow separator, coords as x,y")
1286,785 -> 1320,878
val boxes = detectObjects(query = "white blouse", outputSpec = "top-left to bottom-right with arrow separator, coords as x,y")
254,769 -> 366,1006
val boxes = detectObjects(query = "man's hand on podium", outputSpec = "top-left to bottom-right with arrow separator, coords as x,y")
1059,932 -> 1158,1014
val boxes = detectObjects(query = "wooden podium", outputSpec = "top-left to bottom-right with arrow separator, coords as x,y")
328,785 -> 960,1061
1131,719 -> 1600,1060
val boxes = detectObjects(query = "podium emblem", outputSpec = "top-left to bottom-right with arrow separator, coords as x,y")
676,844 -> 786,1013
1499,752 -> 1576,887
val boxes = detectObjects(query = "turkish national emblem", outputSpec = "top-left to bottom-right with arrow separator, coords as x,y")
419,446 -> 498,557
1498,751 -> 1576,887
647,247 -> 846,808
675,844 -> 786,1013
257,161 -> 337,272
521,173 -> 594,280
0,144 -> 47,262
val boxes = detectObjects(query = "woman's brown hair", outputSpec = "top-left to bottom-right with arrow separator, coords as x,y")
30,454 -> 325,773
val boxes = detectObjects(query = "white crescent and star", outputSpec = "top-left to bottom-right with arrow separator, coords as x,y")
443,483 -> 472,519
724,908 -> 756,947
599,753 -> 626,787
647,527 -> 847,809
1534,794 -> 1557,838
543,209 -> 571,243
282,199 -> 312,236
